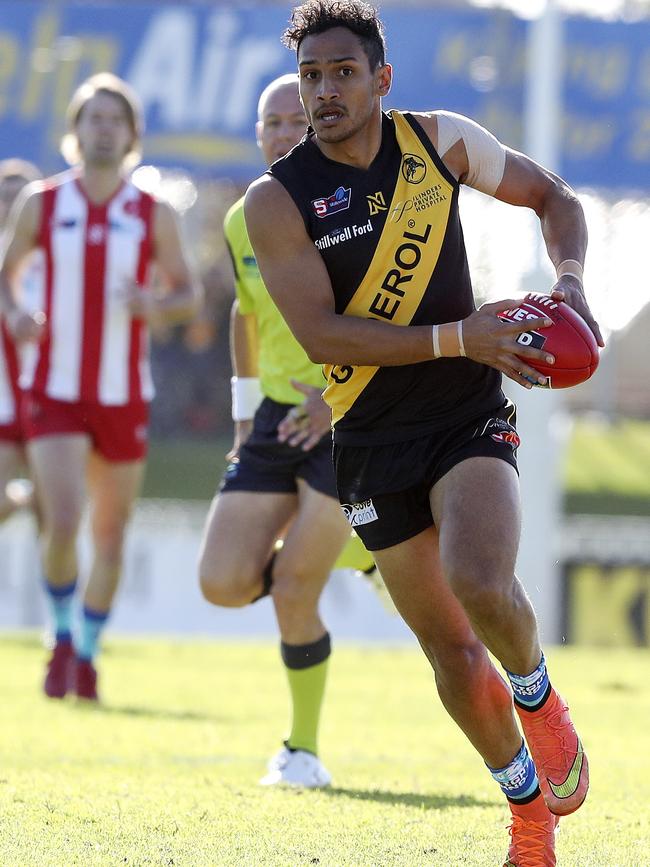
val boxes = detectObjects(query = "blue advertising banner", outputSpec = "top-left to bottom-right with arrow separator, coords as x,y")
0,3 -> 648,190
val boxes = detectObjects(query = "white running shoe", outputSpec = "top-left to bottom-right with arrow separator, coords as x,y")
259,746 -> 332,788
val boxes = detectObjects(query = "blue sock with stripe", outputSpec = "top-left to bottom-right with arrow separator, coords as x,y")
507,653 -> 551,711
488,740 -> 540,803
76,605 -> 110,662
43,578 -> 77,643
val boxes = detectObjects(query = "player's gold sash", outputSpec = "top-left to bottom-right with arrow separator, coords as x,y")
324,112 -> 455,425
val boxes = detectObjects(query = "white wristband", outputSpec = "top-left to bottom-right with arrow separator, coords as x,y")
231,376 -> 263,421
457,320 -> 466,357
433,321 -> 466,358
556,258 -> 584,284
432,325 -> 441,359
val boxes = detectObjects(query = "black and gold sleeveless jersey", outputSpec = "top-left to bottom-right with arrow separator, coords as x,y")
268,110 -> 503,446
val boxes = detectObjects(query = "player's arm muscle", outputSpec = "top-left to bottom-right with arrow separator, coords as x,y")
244,176 -> 435,367
420,110 -> 587,273
494,152 -> 601,345
152,200 -> 203,322
494,152 -> 586,273
421,110 -> 601,346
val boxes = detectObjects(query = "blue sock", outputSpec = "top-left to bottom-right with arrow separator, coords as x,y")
43,578 -> 77,643
507,653 -> 551,711
488,740 -> 540,803
75,605 -> 110,662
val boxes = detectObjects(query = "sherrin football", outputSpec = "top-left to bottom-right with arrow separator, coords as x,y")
498,292 -> 599,388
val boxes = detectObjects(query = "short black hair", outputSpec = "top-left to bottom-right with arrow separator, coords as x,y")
283,0 -> 386,70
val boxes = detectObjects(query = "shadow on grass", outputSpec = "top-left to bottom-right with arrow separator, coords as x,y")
91,703 -> 223,723
321,786 -> 496,810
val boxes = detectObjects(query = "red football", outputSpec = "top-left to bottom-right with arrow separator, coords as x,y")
497,292 -> 599,388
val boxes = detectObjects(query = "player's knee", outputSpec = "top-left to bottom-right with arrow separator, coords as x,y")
199,561 -> 255,608
200,575 -> 247,607
93,524 -> 127,564
46,510 -> 82,545
428,637 -> 488,683
461,582 -> 512,627
447,556 -> 513,622
271,561 -> 322,612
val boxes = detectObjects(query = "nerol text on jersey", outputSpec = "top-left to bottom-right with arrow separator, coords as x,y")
369,224 -> 432,321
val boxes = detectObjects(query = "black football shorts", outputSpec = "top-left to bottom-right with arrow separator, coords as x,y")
333,401 -> 519,551
220,397 -> 337,499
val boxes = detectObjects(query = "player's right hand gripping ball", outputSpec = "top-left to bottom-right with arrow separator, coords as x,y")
498,292 -> 600,388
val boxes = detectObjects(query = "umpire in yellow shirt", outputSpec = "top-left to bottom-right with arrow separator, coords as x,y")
199,74 -> 367,788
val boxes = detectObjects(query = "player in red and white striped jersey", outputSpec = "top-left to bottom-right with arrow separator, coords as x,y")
0,158 -> 42,523
0,73 -> 202,700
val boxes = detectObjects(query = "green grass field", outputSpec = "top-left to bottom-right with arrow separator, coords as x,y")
1,636 -> 648,866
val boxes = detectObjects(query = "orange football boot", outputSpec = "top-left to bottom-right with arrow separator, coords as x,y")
516,687 -> 589,816
504,793 -> 559,867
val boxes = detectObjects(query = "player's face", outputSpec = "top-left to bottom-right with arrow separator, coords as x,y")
75,92 -> 135,169
0,177 -> 28,227
256,84 -> 307,165
298,27 -> 390,145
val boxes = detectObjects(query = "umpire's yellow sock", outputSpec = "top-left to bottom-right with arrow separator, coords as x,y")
281,633 -> 331,755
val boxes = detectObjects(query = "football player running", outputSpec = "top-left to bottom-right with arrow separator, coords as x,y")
244,1 -> 603,861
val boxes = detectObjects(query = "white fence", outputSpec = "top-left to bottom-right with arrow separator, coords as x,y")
2,502 -> 649,645
0,501 -> 412,642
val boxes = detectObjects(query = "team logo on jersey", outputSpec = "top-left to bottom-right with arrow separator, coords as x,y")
401,153 -> 427,184
87,224 -> 106,245
367,191 -> 387,216
341,500 -> 379,527
312,185 -> 352,218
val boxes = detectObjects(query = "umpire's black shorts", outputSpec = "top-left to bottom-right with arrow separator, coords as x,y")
220,397 -> 337,499
333,401 -> 519,551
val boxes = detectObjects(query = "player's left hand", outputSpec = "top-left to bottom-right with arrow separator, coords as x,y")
550,277 -> 604,347
277,380 -> 331,451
